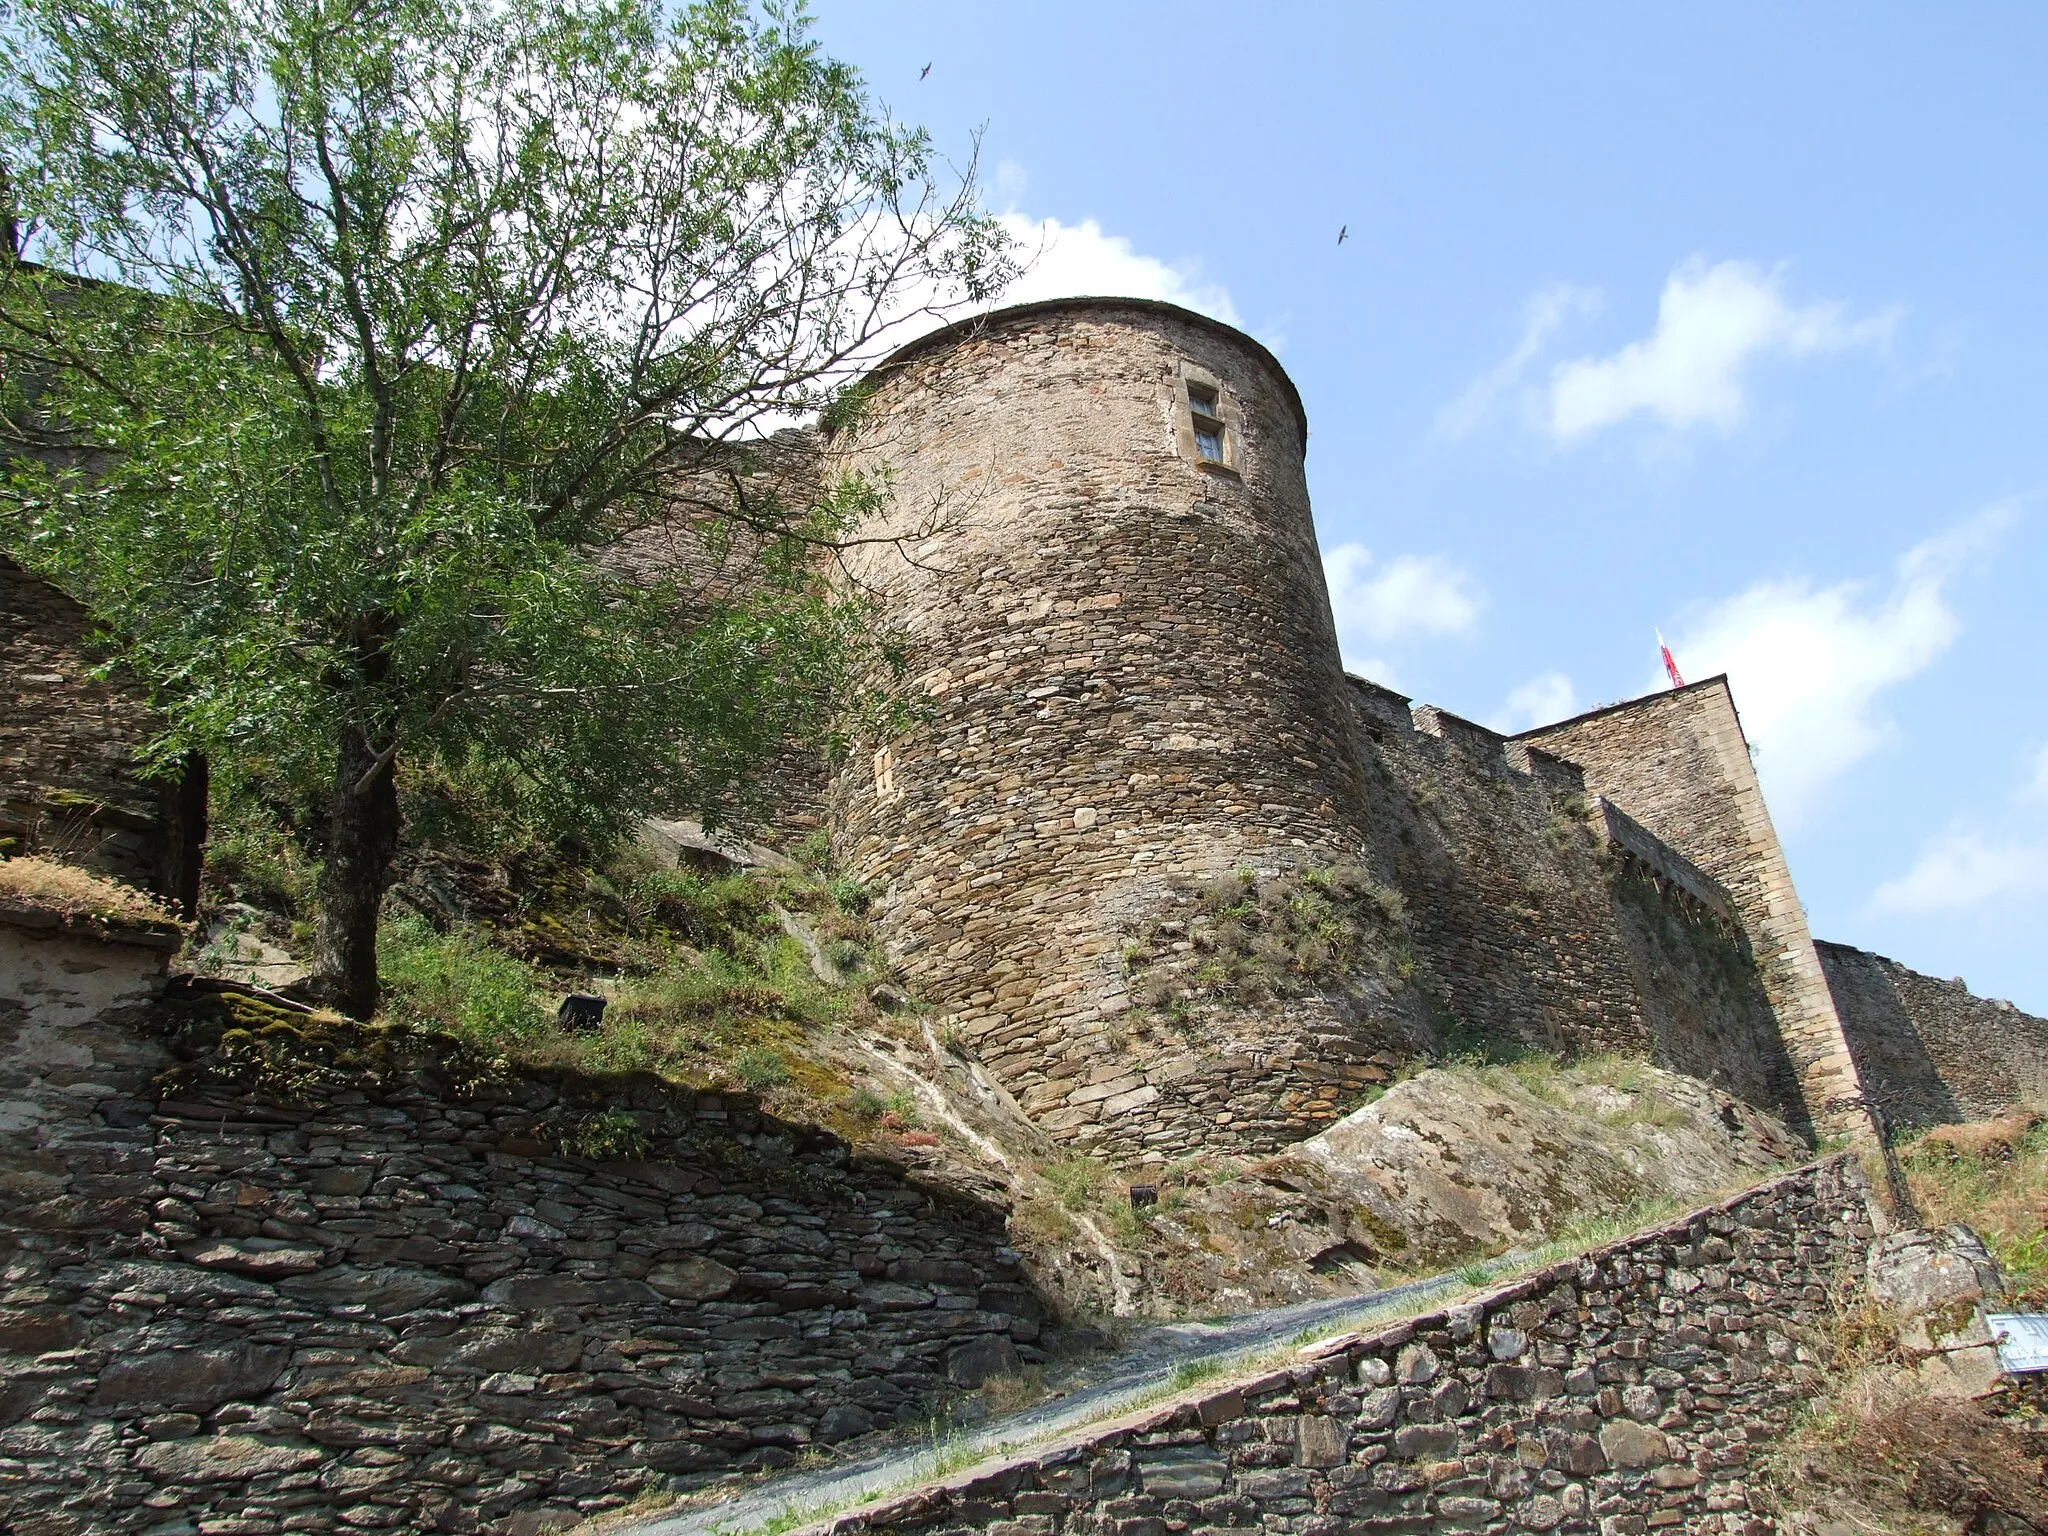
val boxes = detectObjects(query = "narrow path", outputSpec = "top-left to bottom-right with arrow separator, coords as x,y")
622,1270 -> 1470,1536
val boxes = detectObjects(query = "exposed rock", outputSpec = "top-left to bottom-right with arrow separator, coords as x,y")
1255,1060 -> 1802,1272
180,1237 -> 326,1277
280,1264 -> 475,1314
93,1346 -> 290,1411
1866,1222 -> 2008,1396
644,1256 -> 739,1301
134,1434 -> 324,1483
946,1334 -> 1022,1387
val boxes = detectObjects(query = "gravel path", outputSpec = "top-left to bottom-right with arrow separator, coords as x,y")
623,1272 -> 1467,1536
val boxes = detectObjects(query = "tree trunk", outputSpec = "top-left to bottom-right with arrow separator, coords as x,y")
309,725 -> 401,1019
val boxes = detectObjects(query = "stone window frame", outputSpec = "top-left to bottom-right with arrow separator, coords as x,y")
1172,362 -> 1243,476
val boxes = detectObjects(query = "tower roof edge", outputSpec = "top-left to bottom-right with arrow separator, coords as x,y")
861,297 -> 1308,446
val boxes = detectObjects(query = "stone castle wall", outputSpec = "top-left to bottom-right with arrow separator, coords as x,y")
603,429 -> 834,845
1817,941 -> 2048,1130
0,980 -> 1045,1536
826,301 -> 1382,1163
1517,683 -> 1870,1140
1344,681 -> 1806,1131
0,554 -> 204,909
780,1157 -> 1878,1536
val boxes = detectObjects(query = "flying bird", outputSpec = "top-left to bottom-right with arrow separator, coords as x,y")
920,61 -> 932,79
1337,225 -> 1348,245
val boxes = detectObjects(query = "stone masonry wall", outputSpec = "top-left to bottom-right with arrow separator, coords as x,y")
1345,681 -> 1805,1132
602,428 -> 833,846
1516,682 -> 1869,1141
0,554 -> 203,907
1817,940 -> 2048,1130
0,990 -> 1046,1536
827,300 -> 1379,1163
802,1157 -> 1877,1536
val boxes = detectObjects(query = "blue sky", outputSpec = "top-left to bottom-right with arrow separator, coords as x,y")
813,2 -> 2048,1012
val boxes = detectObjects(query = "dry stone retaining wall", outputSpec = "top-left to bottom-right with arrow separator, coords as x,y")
1817,940 -> 2048,1129
0,987 -> 1044,1536
806,1157 -> 1877,1536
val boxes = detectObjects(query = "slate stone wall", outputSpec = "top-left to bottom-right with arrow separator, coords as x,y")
0,554 -> 203,908
804,1157 -> 1877,1536
1343,681 -> 1806,1133
826,300 -> 1377,1162
602,429 -> 833,846
1817,940 -> 2048,1130
1516,683 -> 1869,1141
0,998 -> 1043,1536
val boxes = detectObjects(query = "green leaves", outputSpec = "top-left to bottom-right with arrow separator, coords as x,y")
0,0 -> 1008,828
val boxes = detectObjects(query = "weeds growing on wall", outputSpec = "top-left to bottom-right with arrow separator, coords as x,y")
1120,861 -> 1415,1026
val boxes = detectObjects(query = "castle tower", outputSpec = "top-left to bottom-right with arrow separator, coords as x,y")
828,299 -> 1415,1162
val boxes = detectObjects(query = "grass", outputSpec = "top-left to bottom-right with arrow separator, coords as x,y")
0,853 -> 182,926
1753,1110 -> 2048,1534
371,860 -> 885,1099
1897,1108 -> 2048,1307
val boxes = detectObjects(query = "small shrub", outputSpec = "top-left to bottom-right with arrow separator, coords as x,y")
560,1107 -> 648,1161
847,1086 -> 888,1120
1042,1154 -> 1115,1212
731,1045 -> 792,1091
378,913 -> 550,1047
203,800 -> 318,915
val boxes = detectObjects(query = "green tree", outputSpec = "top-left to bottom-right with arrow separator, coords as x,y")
0,0 -> 1011,1015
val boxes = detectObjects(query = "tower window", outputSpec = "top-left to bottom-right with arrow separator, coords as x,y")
1188,384 -> 1226,464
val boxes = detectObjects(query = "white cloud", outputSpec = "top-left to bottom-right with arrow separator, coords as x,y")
1547,259 -> 1894,440
1871,741 -> 2048,917
1490,671 -> 1580,733
1437,286 -> 1600,439
1323,542 -> 1484,681
993,212 -> 1239,326
1663,507 -> 2012,827
2024,743 -> 2048,806
1870,826 -> 2048,917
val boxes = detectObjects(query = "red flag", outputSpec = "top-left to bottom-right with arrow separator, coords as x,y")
1657,629 -> 1685,689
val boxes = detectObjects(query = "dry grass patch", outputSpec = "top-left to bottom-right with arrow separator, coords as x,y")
1900,1108 -> 2048,1306
1763,1370 -> 2047,1535
0,854 -> 180,926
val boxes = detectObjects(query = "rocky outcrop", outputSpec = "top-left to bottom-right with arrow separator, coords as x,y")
1078,1061 -> 1806,1315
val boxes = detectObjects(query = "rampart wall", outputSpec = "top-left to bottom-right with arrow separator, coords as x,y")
0,554 -> 204,909
0,962 -> 1046,1536
603,429 -> 834,845
1516,683 -> 1869,1140
1344,681 -> 1806,1131
781,1157 -> 1877,1536
1817,941 -> 2048,1130
826,301 -> 1382,1163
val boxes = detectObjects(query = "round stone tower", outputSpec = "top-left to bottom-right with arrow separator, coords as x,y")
830,298 -> 1402,1161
